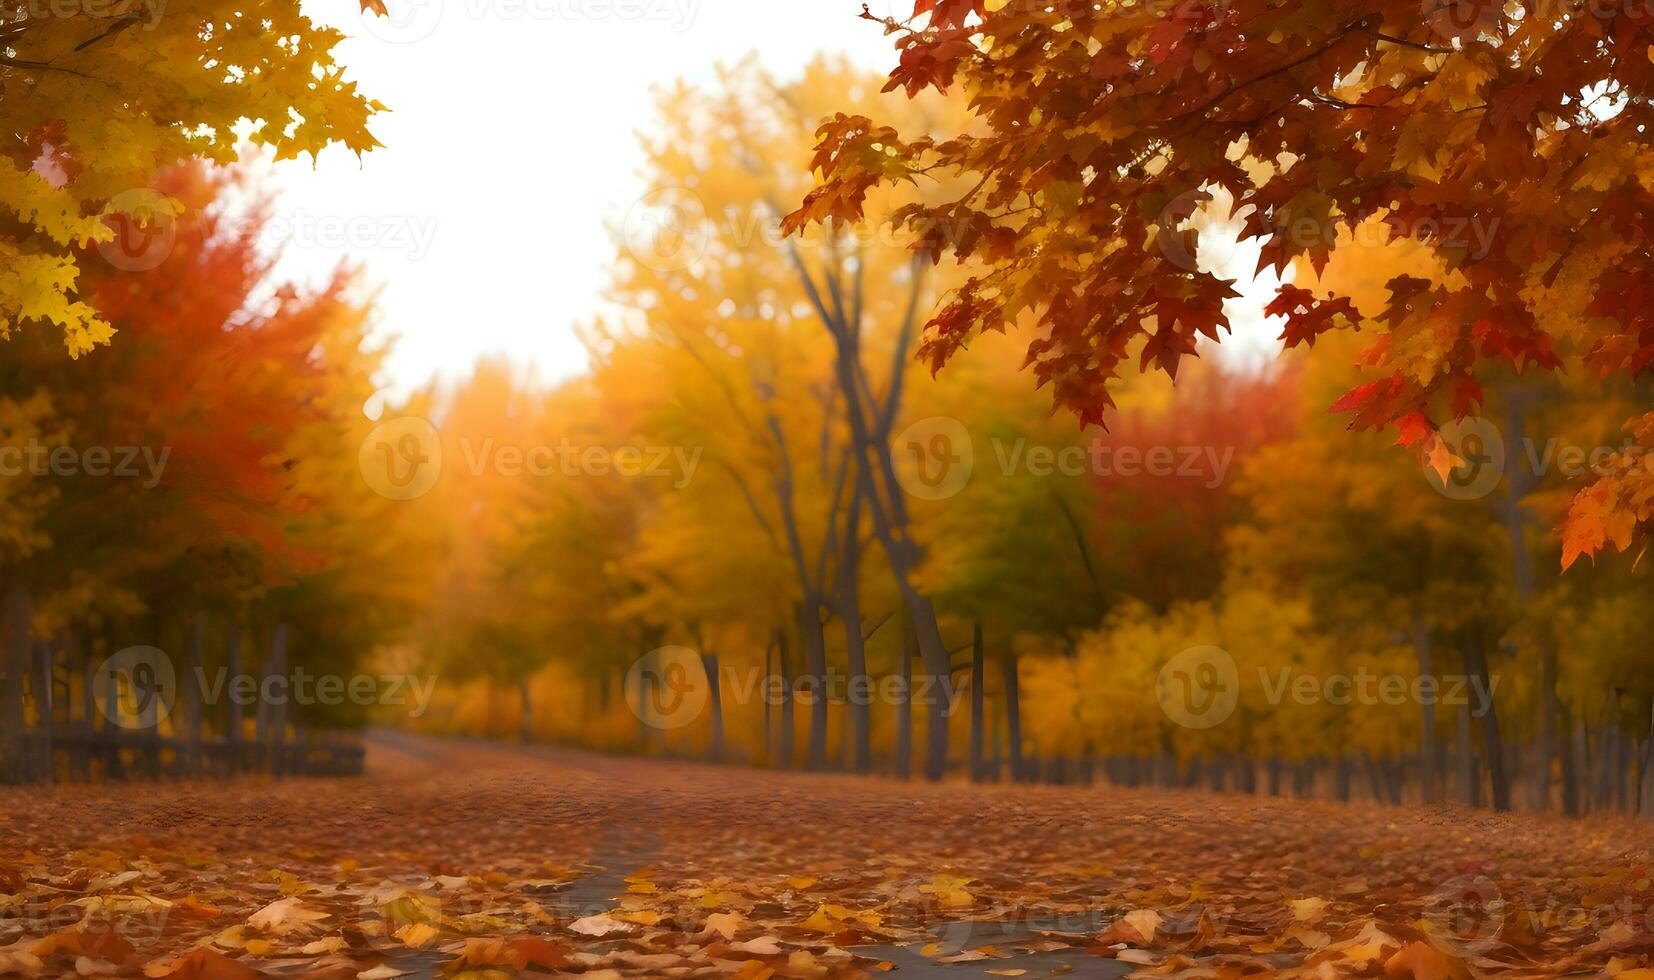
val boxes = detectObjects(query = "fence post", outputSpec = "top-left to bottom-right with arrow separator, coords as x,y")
33,639 -> 54,782
183,613 -> 204,778
225,623 -> 242,777
1,584 -> 34,785
78,634 -> 95,781
267,623 -> 288,778
101,640 -> 126,780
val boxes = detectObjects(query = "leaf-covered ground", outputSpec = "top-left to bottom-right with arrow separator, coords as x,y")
3,736 -> 1654,979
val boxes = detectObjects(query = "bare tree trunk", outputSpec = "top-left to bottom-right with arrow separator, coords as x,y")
1412,608 -> 1438,804
226,623 -> 243,774
1462,635 -> 1510,811
777,630 -> 794,769
989,696 -> 1003,781
32,638 -> 53,782
1364,753 -> 1386,802
790,240 -> 952,780
1533,644 -> 1559,811
701,652 -> 723,763
763,632 -> 775,762
837,495 -> 870,775
969,621 -> 985,782
1640,702 -> 1654,820
1562,701 -> 1581,816
1576,718 -> 1593,816
99,631 -> 125,780
1457,701 -> 1478,806
798,604 -> 829,771
894,617 -> 913,780
518,675 -> 534,742
1002,652 -> 1024,782
0,582 -> 32,784
73,631 -> 93,781
267,623 -> 289,778
1622,730 -> 1633,812
184,613 -> 205,777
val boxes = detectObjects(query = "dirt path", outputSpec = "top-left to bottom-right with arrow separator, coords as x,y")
1,734 -> 1651,978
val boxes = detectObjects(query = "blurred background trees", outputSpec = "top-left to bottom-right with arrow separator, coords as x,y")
1,58 -> 1652,819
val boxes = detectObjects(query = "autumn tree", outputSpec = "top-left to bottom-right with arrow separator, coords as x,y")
0,164 -> 433,778
614,57 -> 972,778
790,0 -> 1654,569
1,0 -> 384,356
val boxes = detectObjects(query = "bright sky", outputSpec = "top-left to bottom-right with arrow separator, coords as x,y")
262,0 -> 899,398
264,0 -> 1282,403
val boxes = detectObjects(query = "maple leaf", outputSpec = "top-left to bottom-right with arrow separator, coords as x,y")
141,948 -> 258,980
1383,941 -> 1469,979
1422,436 -> 1464,486
1392,411 -> 1435,449
911,0 -> 984,30
246,897 -> 329,936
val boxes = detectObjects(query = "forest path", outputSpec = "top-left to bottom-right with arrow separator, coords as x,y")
1,734 -> 1649,977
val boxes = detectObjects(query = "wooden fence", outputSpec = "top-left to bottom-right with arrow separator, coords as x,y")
2,632 -> 365,785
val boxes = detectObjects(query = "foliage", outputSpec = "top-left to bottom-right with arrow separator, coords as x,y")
0,0 -> 384,356
790,0 -> 1654,566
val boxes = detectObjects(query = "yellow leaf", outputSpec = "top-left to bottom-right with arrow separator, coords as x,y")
396,922 -> 439,948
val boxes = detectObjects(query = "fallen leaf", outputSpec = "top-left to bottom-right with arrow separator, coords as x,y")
247,898 -> 328,936
567,914 -> 630,937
